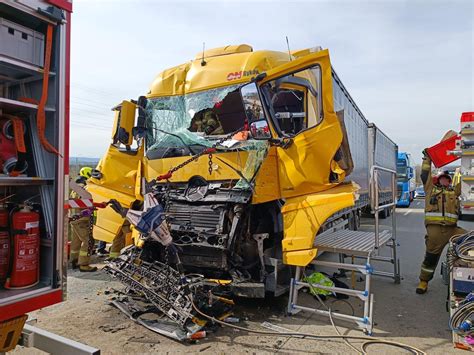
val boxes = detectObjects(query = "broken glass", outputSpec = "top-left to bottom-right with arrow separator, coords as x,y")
144,84 -> 271,190
234,140 -> 270,189
145,84 -> 245,153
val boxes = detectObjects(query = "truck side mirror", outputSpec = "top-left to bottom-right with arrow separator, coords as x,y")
250,120 -> 271,139
112,100 -> 136,146
239,82 -> 270,139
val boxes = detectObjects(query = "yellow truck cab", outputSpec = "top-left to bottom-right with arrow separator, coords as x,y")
87,44 -> 396,297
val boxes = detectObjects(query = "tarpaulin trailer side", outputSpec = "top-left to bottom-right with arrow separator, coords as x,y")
332,69 -> 397,214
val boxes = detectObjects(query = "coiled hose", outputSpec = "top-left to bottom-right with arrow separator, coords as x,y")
448,232 -> 474,268
449,296 -> 474,335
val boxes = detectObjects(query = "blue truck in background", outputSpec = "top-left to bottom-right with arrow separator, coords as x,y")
396,152 -> 416,207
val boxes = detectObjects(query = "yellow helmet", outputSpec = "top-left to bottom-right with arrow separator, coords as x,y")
79,167 -> 92,179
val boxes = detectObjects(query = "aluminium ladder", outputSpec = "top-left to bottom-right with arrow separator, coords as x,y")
287,165 -> 400,335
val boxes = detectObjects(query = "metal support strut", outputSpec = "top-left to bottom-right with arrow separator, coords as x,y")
20,324 -> 100,355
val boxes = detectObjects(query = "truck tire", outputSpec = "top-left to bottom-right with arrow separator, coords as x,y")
379,208 -> 388,219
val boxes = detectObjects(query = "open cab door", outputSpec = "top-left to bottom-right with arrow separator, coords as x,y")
87,100 -> 144,243
244,49 -> 357,266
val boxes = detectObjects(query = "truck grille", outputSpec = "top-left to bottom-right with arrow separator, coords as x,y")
166,203 -> 223,233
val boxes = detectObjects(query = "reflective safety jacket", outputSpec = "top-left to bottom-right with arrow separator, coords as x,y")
421,155 -> 460,226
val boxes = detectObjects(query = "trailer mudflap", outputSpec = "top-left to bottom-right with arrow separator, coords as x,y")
281,182 -> 357,266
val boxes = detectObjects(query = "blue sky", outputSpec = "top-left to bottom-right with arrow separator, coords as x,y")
70,0 -> 473,163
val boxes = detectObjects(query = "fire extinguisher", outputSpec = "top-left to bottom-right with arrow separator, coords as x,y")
0,204 -> 9,284
4,205 -> 40,289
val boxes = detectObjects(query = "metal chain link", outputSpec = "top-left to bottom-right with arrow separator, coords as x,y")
163,126 -> 244,178
164,245 -> 169,266
87,212 -> 95,255
208,153 -> 213,175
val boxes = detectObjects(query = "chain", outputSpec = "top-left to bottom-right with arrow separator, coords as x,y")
164,180 -> 171,214
164,245 -> 169,266
157,127 -> 244,181
208,152 -> 213,175
157,127 -> 243,267
87,211 -> 95,255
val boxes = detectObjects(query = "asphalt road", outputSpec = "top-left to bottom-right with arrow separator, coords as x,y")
14,199 -> 474,354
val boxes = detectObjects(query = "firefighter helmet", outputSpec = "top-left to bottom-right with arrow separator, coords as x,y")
79,167 -> 92,179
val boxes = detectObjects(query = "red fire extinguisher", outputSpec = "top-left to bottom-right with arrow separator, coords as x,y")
0,204 -> 9,284
4,206 -> 40,289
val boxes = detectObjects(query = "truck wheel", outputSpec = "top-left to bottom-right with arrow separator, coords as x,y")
379,209 -> 388,219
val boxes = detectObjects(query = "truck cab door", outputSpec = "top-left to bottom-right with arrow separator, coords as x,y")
244,49 -> 357,266
257,49 -> 345,198
86,101 -> 144,243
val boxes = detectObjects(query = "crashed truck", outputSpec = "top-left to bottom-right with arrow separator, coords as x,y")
87,44 -> 397,298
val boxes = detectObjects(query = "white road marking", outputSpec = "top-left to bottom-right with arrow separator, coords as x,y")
404,209 -> 412,216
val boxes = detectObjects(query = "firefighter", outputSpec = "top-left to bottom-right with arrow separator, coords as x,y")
69,168 -> 97,272
189,109 -> 224,135
416,151 -> 465,294
109,221 -> 130,259
77,167 -> 109,256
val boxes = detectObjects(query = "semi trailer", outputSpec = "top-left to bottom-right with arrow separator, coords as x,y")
88,44 -> 398,298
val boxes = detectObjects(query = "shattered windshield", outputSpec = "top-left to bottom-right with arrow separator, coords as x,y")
144,84 -> 271,190
145,85 -> 248,157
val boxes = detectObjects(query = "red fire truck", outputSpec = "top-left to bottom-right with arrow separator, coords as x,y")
0,1 -> 98,352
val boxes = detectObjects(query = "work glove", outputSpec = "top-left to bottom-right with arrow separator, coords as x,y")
422,148 -> 431,162
108,199 -> 126,217
80,209 -> 93,218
